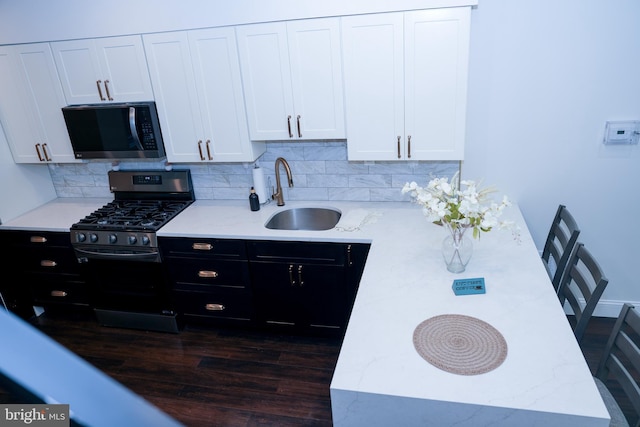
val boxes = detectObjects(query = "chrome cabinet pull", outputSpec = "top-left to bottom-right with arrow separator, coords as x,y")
397,136 -> 401,158
287,115 -> 293,138
96,80 -> 105,101
198,270 -> 219,278
51,290 -> 67,297
41,143 -> 51,161
407,135 -> 412,159
205,139 -> 212,160
197,140 -> 205,160
30,236 -> 47,243
297,265 -> 304,286
296,115 -> 302,138
205,303 -> 225,311
40,260 -> 57,267
35,144 -> 44,161
347,244 -> 353,266
104,79 -> 113,101
192,242 -> 213,251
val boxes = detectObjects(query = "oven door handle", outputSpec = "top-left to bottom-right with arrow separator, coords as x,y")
74,247 -> 161,263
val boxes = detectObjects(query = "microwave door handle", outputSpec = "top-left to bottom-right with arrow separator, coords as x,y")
129,107 -> 145,151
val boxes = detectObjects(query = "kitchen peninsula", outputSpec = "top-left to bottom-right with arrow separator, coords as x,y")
0,198 -> 609,426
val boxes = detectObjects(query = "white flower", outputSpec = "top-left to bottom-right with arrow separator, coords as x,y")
402,172 -> 517,240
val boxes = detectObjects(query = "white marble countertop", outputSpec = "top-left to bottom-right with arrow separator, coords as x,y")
0,198 -> 609,426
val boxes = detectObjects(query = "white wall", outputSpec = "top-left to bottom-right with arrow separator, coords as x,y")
464,0 -> 640,315
0,0 -> 638,315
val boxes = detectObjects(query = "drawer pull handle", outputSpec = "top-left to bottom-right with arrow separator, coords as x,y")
192,242 -> 213,251
30,236 -> 47,243
289,264 -> 296,286
198,270 -> 219,278
297,265 -> 304,287
40,260 -> 57,267
205,303 -> 225,311
51,290 -> 67,297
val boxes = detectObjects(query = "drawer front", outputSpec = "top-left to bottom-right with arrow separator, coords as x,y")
27,278 -> 89,306
1,230 -> 71,247
166,258 -> 250,290
19,247 -> 81,274
159,237 -> 246,258
247,240 -> 346,265
173,290 -> 253,320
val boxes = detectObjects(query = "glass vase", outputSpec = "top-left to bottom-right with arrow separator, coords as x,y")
441,223 -> 473,273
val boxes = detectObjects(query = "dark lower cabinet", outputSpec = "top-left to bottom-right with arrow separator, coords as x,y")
247,240 -> 370,336
0,230 -> 88,316
159,237 -> 253,326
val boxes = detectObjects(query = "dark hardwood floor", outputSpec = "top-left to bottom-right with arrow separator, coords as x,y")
0,311 -> 635,426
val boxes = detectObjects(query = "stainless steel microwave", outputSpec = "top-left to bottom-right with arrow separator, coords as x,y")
62,101 -> 166,160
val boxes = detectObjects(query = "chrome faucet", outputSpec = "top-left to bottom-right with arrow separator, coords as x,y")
272,157 -> 293,206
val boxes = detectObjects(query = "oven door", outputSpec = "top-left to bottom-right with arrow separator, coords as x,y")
77,256 -> 179,333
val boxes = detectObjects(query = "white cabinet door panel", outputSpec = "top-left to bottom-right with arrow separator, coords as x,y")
343,13 -> 404,160
343,8 -> 470,161
52,35 -> 154,104
236,22 -> 294,140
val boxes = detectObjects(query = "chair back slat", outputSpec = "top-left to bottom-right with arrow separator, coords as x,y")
596,304 -> 640,423
557,243 -> 609,343
541,205 -> 580,292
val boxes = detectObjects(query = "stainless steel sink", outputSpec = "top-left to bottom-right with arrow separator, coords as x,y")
265,207 -> 342,231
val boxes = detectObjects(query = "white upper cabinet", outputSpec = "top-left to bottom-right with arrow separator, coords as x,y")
143,28 -> 265,163
51,35 -> 154,104
342,8 -> 471,160
236,18 -> 346,141
0,43 -> 78,163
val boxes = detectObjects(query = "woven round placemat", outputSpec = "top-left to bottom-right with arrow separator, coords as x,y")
413,314 -> 508,376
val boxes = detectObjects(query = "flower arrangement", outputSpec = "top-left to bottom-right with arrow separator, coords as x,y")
401,172 -> 516,239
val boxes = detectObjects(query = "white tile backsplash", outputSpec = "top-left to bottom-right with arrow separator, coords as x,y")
48,141 -> 460,202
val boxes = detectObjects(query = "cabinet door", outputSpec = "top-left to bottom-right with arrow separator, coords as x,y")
404,8 -> 470,160
188,27 -> 265,161
250,261 -> 347,330
0,44 -> 78,163
144,29 -> 265,163
286,18 -> 345,140
143,31 -> 205,162
52,35 -> 154,104
343,8 -> 470,161
236,22 -> 294,141
237,18 -> 345,141
342,13 -> 404,160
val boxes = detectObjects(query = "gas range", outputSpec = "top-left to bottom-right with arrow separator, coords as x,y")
71,169 -> 194,262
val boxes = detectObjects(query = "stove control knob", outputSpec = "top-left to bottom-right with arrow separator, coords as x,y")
128,235 -> 137,245
109,234 -> 117,244
90,233 -> 98,243
76,233 -> 86,243
141,236 -> 150,246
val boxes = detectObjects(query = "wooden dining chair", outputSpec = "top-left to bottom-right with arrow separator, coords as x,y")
594,303 -> 640,427
557,242 -> 609,343
541,204 -> 581,293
